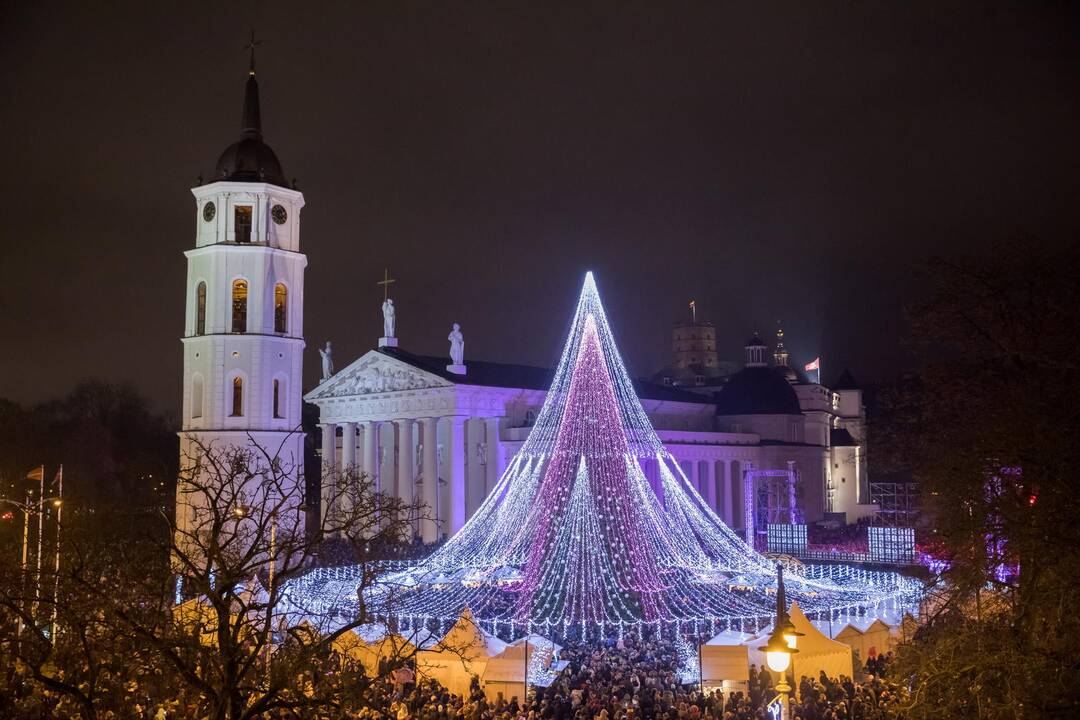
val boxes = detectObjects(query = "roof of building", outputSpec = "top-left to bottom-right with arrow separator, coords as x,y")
830,427 -> 858,447
211,60 -> 288,186
714,366 -> 802,415
745,332 -> 767,347
377,346 -> 713,405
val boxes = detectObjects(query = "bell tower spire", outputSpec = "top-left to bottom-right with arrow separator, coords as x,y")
773,321 -> 789,368
241,30 -> 262,139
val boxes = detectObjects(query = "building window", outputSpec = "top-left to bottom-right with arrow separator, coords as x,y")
231,376 -> 243,417
195,282 -> 206,335
234,206 -> 253,243
274,283 -> 287,333
231,280 -> 248,333
192,375 -> 204,418
273,379 -> 283,419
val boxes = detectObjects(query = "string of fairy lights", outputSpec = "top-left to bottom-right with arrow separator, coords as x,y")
288,272 -> 921,639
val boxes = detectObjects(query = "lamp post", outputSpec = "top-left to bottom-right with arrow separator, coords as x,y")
760,564 -> 801,720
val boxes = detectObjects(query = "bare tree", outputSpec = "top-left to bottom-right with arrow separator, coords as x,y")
0,431 -> 443,720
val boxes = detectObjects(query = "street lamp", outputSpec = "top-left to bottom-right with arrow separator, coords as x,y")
759,564 -> 801,720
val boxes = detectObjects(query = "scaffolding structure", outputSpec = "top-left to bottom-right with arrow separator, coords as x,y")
870,480 -> 919,527
742,461 -> 801,546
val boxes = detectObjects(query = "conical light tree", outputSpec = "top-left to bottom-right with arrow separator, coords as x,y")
328,273 -> 918,636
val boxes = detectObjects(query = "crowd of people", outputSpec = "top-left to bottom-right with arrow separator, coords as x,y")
337,637 -> 904,720
0,632 -> 903,719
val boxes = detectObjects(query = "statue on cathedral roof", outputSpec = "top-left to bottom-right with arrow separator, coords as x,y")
382,298 -> 396,339
319,341 -> 334,381
448,323 -> 464,366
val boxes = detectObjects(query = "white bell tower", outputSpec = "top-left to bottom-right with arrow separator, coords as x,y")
177,47 -> 307,541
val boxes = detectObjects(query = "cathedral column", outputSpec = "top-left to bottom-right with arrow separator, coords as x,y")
704,460 -> 717,511
375,421 -> 389,496
688,460 -> 700,495
723,460 -> 735,527
319,422 -> 337,524
361,421 -> 376,482
445,417 -> 467,533
396,419 -> 415,512
420,417 -> 439,543
484,417 -> 502,496
466,419 -> 486,517
341,422 -> 357,470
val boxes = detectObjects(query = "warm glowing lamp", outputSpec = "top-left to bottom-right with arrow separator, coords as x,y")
762,627 -> 797,673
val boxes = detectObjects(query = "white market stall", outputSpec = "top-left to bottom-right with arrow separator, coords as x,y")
415,608 -> 508,697
700,629 -> 752,693
333,623 -> 436,676
481,634 -> 563,703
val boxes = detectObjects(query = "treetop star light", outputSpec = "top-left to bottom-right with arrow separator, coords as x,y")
313,273 -> 919,639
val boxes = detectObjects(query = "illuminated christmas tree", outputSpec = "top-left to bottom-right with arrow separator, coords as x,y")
323,273 -> 918,636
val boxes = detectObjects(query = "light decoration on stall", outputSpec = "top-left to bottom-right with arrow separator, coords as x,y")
293,273 -> 920,638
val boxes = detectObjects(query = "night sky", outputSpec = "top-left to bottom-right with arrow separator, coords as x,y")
2,2 -> 1078,419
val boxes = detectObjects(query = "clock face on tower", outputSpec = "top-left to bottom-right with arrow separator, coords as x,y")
202,201 -> 216,222
271,204 -> 288,225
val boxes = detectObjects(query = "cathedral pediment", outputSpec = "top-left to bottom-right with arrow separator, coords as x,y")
305,351 -> 453,401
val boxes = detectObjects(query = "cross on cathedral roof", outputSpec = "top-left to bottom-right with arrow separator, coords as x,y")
245,29 -> 261,76
377,268 -> 397,301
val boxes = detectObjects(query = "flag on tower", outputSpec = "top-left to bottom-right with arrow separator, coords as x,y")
804,357 -> 820,373
26,466 -> 43,482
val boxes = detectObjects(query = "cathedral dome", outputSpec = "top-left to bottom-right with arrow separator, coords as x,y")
214,136 -> 286,185
210,62 -> 288,187
715,366 -> 801,415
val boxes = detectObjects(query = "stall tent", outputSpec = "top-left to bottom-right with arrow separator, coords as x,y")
333,623 -> 436,676
416,608 -> 508,697
700,630 -> 752,691
481,634 -> 563,703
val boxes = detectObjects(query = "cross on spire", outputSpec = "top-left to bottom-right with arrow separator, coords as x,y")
245,29 -> 261,76
377,268 -> 397,301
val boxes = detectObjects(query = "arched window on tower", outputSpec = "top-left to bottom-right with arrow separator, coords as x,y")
192,375 -> 204,418
273,379 -> 283,419
231,279 -> 248,333
195,282 -> 206,335
231,376 -> 244,417
274,283 -> 287,333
